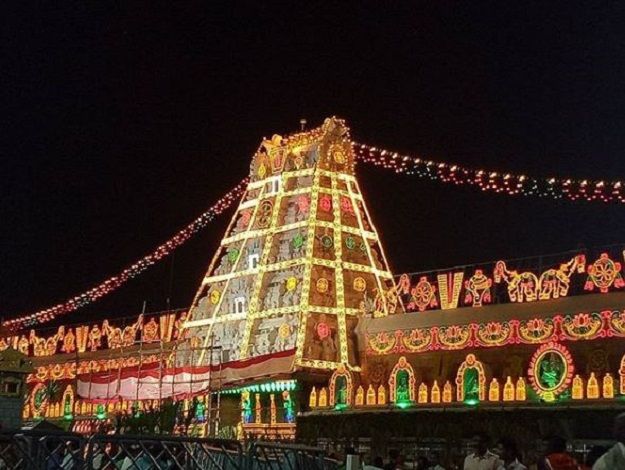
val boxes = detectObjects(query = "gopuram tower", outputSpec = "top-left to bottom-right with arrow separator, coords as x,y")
178,118 -> 400,377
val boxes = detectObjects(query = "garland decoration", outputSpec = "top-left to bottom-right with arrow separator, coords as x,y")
3,178 -> 249,332
354,143 -> 625,204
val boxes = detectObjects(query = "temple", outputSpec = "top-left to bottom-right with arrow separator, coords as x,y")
5,119 -> 625,450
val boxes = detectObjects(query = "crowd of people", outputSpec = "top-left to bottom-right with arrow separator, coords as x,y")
338,413 -> 625,470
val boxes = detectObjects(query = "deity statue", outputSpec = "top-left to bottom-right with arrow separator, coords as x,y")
62,328 -> 76,353
396,372 -> 410,403
282,391 -> 295,423
88,324 -> 102,351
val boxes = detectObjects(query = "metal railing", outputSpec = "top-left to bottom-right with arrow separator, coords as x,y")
247,442 -> 339,470
0,431 -> 335,470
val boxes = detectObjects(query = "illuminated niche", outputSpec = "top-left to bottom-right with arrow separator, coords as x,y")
528,342 -> 574,403
329,364 -> 354,409
388,356 -> 416,407
456,353 -> 486,405
62,385 -> 74,420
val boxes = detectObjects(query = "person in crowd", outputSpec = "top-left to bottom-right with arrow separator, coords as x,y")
364,456 -> 385,470
592,412 -> 625,469
496,438 -> 527,470
416,455 -> 430,469
538,436 -> 579,470
384,449 -> 406,470
337,446 -> 357,470
580,446 -> 606,470
61,440 -> 83,470
428,451 -> 445,470
464,433 -> 502,470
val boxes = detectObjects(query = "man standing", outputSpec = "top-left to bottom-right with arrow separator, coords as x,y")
495,438 -> 527,470
593,413 -> 625,469
464,434 -> 502,470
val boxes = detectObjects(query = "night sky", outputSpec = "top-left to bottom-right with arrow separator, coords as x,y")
3,2 -> 625,325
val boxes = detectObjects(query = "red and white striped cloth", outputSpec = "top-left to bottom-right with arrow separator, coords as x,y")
77,349 -> 295,400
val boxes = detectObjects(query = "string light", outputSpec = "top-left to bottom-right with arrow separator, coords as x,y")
354,143 -> 625,204
3,178 -> 249,332
8,134 -> 625,332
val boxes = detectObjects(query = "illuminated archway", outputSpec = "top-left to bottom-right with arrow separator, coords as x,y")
62,385 -> 75,419
329,364 -> 353,408
456,353 -> 486,403
388,356 -> 416,404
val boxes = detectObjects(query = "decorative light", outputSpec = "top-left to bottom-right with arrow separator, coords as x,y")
366,385 -> 376,405
456,354 -> 486,403
587,373 -> 599,399
355,386 -> 364,406
418,383 -> 428,404
503,377 -> 515,401
488,378 -> 500,402
528,342 -> 574,402
377,385 -> 387,405
572,375 -> 584,399
431,381 -> 441,404
603,373 -> 615,399
442,381 -> 453,403
309,387 -> 317,408
354,142 -> 625,204
3,178 -> 249,331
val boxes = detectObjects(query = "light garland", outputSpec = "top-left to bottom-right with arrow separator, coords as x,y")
354,142 -> 625,204
3,178 -> 249,332
9,132 -> 624,332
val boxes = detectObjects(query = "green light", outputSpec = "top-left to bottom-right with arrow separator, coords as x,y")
334,403 -> 348,411
464,399 -> 479,406
63,413 -> 73,421
96,404 -> 106,420
396,401 -> 412,409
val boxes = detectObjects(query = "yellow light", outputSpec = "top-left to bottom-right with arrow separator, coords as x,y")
318,387 -> 328,407
377,385 -> 387,405
515,377 -> 526,401
355,386 -> 364,406
308,387 -> 317,408
488,378 -> 500,402
442,381 -> 453,403
255,393 -> 261,424
503,377 -> 515,401
270,394 -> 276,424
572,375 -> 584,399
431,380 -> 441,404
418,383 -> 428,404
603,373 -> 615,399
437,272 -> 464,309
366,385 -> 376,405
587,372 -> 599,399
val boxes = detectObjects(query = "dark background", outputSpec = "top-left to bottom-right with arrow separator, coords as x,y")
3,2 -> 625,323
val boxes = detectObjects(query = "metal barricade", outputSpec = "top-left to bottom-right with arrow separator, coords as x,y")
0,430 -> 85,470
85,434 -> 244,470
246,441 -> 339,470
0,431 -> 336,469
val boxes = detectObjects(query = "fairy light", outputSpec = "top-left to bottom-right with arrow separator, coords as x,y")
10,131 -> 624,332
354,142 -> 625,204
3,178 -> 249,331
